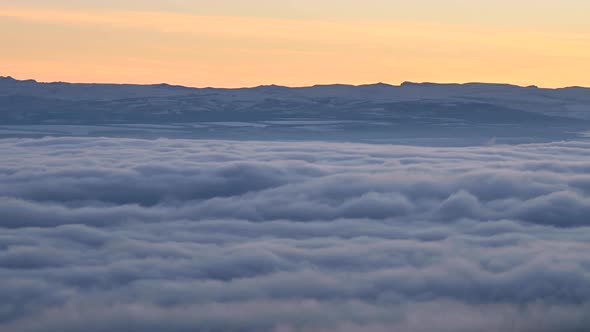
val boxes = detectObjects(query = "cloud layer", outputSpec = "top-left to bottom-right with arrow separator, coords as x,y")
1,137 -> 590,331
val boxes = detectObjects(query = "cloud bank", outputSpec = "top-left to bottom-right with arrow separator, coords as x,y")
1,137 -> 589,331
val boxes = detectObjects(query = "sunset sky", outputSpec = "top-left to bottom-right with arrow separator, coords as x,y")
1,0 -> 589,87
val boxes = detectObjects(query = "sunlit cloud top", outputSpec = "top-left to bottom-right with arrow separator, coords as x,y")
1,0 -> 589,87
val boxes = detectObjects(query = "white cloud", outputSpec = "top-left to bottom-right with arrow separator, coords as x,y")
0,137 -> 589,331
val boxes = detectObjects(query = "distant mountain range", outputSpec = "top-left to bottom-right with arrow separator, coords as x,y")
1,76 -> 589,145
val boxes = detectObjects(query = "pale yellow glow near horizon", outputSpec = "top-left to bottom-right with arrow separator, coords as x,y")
1,7 -> 590,88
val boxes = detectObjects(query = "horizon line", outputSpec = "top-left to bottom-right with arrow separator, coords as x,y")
2,74 -> 589,91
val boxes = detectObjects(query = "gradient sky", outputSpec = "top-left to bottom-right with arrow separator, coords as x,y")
1,0 -> 590,87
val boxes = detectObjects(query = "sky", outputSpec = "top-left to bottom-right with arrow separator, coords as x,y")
1,0 -> 590,87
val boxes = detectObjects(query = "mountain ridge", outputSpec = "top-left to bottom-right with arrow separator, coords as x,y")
0,74 -> 588,144
2,75 -> 589,91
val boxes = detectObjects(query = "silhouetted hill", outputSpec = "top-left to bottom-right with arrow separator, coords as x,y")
0,76 -> 588,145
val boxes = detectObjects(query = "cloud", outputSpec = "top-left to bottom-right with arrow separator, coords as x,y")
0,137 -> 589,331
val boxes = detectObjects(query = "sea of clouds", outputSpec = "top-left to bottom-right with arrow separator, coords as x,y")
1,137 -> 590,332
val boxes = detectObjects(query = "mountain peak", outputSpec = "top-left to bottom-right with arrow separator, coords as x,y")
360,82 -> 394,88
253,84 -> 290,91
400,81 -> 451,88
0,76 -> 16,82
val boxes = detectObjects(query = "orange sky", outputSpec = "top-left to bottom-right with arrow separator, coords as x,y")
1,2 -> 590,87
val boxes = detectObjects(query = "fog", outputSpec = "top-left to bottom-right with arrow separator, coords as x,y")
1,137 -> 589,331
